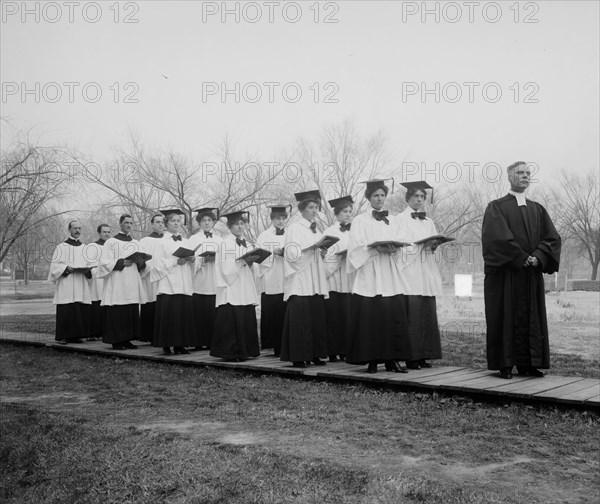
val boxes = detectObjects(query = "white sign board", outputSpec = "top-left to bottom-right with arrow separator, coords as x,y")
454,274 -> 473,297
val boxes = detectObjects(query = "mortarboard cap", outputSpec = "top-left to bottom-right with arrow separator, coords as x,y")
359,178 -> 395,195
194,207 -> 220,219
400,181 -> 434,203
267,204 -> 292,215
294,189 -> 322,203
221,210 -> 250,223
327,195 -> 354,208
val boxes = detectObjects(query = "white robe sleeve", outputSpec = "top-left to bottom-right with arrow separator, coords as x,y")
347,216 -> 377,273
48,243 -> 69,282
283,224 -> 314,278
150,241 -> 178,283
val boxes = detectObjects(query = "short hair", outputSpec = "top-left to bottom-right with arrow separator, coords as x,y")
365,184 -> 389,200
226,216 -> 247,229
404,188 -> 427,202
150,213 -> 164,224
196,211 -> 217,223
97,224 -> 110,233
67,220 -> 79,230
298,198 -> 321,212
119,214 -> 133,224
333,201 -> 353,216
507,161 -> 527,173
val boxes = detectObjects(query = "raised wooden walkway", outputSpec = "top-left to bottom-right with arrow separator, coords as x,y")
1,331 -> 598,410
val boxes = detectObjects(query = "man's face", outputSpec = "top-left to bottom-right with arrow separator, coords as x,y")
508,164 -> 531,193
69,222 -> 82,239
99,226 -> 111,241
121,217 -> 133,234
271,215 -> 286,229
152,216 -> 165,233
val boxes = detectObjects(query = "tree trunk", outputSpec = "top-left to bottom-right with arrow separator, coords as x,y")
592,261 -> 599,281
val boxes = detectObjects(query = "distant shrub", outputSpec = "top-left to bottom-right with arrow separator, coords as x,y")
568,280 -> 600,292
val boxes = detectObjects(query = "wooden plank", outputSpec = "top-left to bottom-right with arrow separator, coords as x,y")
417,370 -> 497,389
556,384 -> 600,405
583,394 -> 600,407
481,375 -> 580,394
403,368 -> 484,385
533,379 -> 598,400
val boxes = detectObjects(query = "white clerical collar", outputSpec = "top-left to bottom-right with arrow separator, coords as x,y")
508,190 -> 527,206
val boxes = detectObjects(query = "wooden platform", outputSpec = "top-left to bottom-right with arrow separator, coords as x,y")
1,331 -> 598,410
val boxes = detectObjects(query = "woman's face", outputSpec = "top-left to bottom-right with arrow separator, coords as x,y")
301,201 -> 319,221
408,190 -> 426,211
336,206 -> 353,224
166,215 -> 181,234
271,215 -> 286,229
369,189 -> 387,210
199,216 -> 214,232
230,220 -> 246,237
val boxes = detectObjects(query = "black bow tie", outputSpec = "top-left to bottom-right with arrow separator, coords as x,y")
372,210 -> 389,225
340,223 -> 351,232
236,237 -> 247,248
172,235 -> 182,242
411,212 -> 426,220
275,228 -> 285,236
309,222 -> 317,233
204,231 -> 213,238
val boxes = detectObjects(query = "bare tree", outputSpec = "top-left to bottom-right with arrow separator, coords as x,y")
550,169 -> 599,280
1,134 -> 75,264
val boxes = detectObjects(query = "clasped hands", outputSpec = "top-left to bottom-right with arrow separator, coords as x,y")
177,256 -> 196,266
524,255 -> 539,268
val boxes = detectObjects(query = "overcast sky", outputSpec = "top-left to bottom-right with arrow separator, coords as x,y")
2,0 -> 598,185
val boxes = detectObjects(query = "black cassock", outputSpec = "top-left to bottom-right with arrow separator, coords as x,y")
482,194 -> 561,370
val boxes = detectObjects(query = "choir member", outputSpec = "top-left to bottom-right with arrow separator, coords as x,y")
150,209 -> 197,355
211,210 -> 260,361
281,190 -> 329,368
323,196 -> 356,362
85,223 -> 111,341
346,180 -> 410,373
397,181 -> 442,369
139,214 -> 165,343
256,204 -> 289,356
48,220 -> 92,344
187,207 -> 223,351
97,214 -> 147,350
482,161 -> 561,379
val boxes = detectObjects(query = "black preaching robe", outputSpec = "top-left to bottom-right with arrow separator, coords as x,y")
482,194 -> 561,370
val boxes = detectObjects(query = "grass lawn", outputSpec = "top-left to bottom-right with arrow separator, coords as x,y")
1,344 -> 599,504
0,280 -> 55,301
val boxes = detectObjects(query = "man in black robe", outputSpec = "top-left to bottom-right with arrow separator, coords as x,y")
482,161 -> 561,379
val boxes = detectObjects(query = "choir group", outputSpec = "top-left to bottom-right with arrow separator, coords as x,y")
49,179 -> 450,374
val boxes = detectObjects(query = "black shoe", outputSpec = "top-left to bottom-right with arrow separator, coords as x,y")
305,361 -> 312,366
72,339 -> 84,344
406,361 -> 420,370
123,341 -> 138,349
313,358 -> 326,366
112,343 -> 126,350
86,337 -> 98,342
339,354 -> 346,361
419,360 -> 433,368
293,361 -> 307,368
385,361 -> 408,373
367,362 -> 378,374
57,339 -> 68,345
162,347 -> 173,355
329,355 -> 338,362
499,367 -> 513,379
517,366 -> 545,377
174,347 -> 190,355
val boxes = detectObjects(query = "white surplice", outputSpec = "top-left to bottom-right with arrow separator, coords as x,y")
346,210 -> 409,297
48,240 -> 92,305
139,234 -> 165,303
256,225 -> 286,295
97,235 -> 147,306
283,218 -> 329,301
187,231 -> 223,295
214,235 -> 259,307
83,241 -> 106,302
396,206 -> 443,296
323,223 -> 355,294
150,232 -> 196,296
